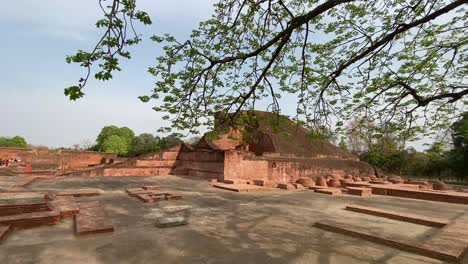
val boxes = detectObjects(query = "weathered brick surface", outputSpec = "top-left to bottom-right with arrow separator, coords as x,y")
134,192 -> 182,203
345,205 -> 448,227
346,187 -> 372,197
315,188 -> 342,195
370,185 -> 468,204
344,182 -> 372,188
47,196 -> 79,219
314,220 -> 465,262
277,183 -> 296,190
0,202 -> 50,216
74,201 -> 114,236
0,210 -> 60,229
213,183 -> 269,193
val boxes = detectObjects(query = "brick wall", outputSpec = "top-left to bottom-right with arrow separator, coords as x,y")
223,150 -> 375,184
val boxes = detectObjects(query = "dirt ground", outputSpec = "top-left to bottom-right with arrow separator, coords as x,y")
1,175 -> 468,264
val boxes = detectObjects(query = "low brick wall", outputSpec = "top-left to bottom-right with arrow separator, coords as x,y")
223,150 -> 375,184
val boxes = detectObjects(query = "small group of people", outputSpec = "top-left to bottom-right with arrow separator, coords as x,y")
0,157 -> 21,167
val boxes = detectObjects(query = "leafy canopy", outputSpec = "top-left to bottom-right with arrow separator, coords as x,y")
0,136 -> 28,148
95,125 -> 135,155
67,0 -> 468,137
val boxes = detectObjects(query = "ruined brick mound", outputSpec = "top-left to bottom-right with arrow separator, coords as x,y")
316,176 -> 328,187
327,178 -> 341,188
388,177 -> 403,184
353,177 -> 362,182
432,181 -> 448,191
296,178 -> 315,187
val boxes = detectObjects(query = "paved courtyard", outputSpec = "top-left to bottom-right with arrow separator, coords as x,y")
1,175 -> 468,264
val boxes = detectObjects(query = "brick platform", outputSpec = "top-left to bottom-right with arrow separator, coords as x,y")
314,220 -> 467,262
0,225 -> 11,242
345,205 -> 449,227
74,201 -> 114,236
0,202 -> 50,216
315,188 -> 342,195
344,182 -> 372,188
370,185 -> 468,204
421,222 -> 468,261
346,187 -> 372,197
47,196 -> 80,219
213,183 -> 269,193
0,210 -> 60,229
56,189 -> 101,197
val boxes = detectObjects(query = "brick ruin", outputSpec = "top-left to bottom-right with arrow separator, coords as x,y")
0,147 -> 119,175
63,111 -> 378,186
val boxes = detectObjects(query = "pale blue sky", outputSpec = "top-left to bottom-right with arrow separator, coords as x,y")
0,0 -> 217,147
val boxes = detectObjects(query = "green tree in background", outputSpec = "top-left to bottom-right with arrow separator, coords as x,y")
449,112 -> 468,179
101,135 -> 129,155
158,133 -> 184,150
95,126 -> 135,155
129,133 -> 160,157
0,136 -> 27,148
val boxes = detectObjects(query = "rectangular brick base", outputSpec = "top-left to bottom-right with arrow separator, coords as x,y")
74,201 -> 114,236
346,187 -> 372,197
213,183 -> 269,193
345,205 -> 448,227
315,219 -> 468,262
